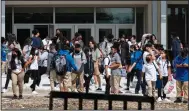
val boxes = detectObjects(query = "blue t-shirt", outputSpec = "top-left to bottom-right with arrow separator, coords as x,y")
174,55 -> 189,81
130,50 -> 143,70
32,37 -> 42,48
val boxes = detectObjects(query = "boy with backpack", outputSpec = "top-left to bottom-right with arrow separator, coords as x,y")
47,44 -> 58,91
53,45 -> 79,92
71,44 -> 87,92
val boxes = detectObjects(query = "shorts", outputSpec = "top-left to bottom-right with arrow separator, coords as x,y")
57,72 -> 72,88
94,61 -> 100,75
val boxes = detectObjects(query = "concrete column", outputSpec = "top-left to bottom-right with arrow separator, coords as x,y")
152,1 -> 158,37
147,2 -> 152,33
160,1 -> 167,49
1,1 -> 5,37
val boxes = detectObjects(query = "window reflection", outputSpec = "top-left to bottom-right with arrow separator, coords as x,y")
14,7 -> 53,23
5,7 -> 12,34
167,5 -> 188,49
55,8 -> 94,23
96,8 -> 135,24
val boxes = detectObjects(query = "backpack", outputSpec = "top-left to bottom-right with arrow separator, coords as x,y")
53,54 -> 67,75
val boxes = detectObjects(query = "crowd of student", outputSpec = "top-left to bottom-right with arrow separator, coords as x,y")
1,29 -> 188,104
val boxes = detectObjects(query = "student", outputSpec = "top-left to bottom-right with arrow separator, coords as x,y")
128,45 -> 146,94
89,40 -> 102,91
38,47 -> 49,86
2,42 -> 15,93
83,47 -> 94,93
57,45 -> 78,92
71,44 -> 87,92
25,48 -> 40,95
10,48 -> 26,99
31,29 -> 42,49
103,52 -> 111,94
109,43 -> 122,94
1,37 -> 8,75
47,44 -> 58,91
156,50 -> 172,102
174,47 -> 188,103
142,54 -> 162,97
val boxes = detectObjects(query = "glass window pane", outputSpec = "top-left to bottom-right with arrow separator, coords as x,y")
136,7 -> 144,41
96,8 -> 135,24
59,29 -> 72,41
17,29 -> 31,48
78,29 -> 91,45
55,8 -> 94,23
14,7 -> 53,23
119,29 -> 132,38
5,7 -> 12,34
99,29 -> 112,42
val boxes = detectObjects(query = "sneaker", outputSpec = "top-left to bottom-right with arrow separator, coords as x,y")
163,98 -> 172,102
96,88 -> 102,91
12,95 -> 18,99
183,100 -> 188,104
54,87 -> 60,91
135,91 -> 139,94
36,86 -> 40,90
119,90 -> 123,94
2,88 -> 7,93
18,95 -> 23,99
174,98 -> 182,103
156,97 -> 162,102
32,91 -> 38,95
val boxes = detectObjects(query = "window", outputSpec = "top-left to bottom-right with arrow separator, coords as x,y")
55,8 -> 94,23
14,7 -> 53,23
5,7 -> 12,34
96,8 -> 135,24
167,5 -> 188,49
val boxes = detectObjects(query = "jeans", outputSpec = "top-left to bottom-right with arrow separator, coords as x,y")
157,76 -> 168,98
30,70 -> 40,91
135,69 -> 146,94
105,75 -> 111,94
38,66 -> 47,86
4,69 -> 12,89
84,74 -> 93,93
126,70 -> 135,89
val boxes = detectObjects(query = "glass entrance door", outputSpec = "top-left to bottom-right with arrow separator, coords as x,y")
14,25 -> 33,48
96,25 -> 115,43
75,25 -> 94,45
55,25 -> 75,41
116,25 -> 135,39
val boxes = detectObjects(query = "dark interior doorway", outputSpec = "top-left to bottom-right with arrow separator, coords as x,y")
34,25 -> 48,40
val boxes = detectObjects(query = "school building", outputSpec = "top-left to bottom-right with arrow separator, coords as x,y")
1,1 -> 188,49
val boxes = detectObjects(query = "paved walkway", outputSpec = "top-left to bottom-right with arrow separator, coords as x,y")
1,74 -> 176,98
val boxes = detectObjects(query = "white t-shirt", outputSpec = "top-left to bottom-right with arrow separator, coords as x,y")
29,55 -> 39,70
157,58 -> 171,77
23,45 -> 32,61
39,51 -> 48,67
42,39 -> 52,51
143,51 -> 150,64
142,62 -> 159,81
103,56 -> 111,76
12,58 -> 22,73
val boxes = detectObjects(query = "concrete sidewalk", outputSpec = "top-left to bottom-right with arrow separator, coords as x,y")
1,73 -> 176,98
